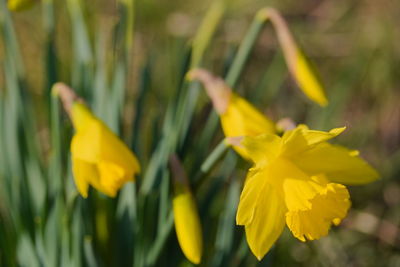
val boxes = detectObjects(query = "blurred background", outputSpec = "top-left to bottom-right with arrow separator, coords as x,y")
0,0 -> 399,266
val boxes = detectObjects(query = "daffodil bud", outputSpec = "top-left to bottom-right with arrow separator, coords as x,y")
52,83 -> 140,198
169,155 -> 202,264
257,7 -> 328,106
7,0 -> 37,11
188,69 -> 276,159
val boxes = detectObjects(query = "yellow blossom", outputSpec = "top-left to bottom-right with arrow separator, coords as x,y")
8,0 -> 37,11
231,125 -> 378,260
188,69 -> 276,158
170,155 -> 203,264
53,83 -> 140,198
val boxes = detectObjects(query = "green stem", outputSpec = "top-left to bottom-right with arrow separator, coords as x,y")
225,15 -> 267,87
191,0 -> 226,68
200,139 -> 229,174
193,12 -> 269,169
49,94 -> 62,196
145,212 -> 174,266
140,0 -> 226,195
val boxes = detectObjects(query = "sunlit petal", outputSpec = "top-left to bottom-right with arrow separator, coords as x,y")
243,182 -> 286,260
282,125 -> 346,156
72,158 -> 97,198
241,134 -> 282,164
294,143 -> 379,185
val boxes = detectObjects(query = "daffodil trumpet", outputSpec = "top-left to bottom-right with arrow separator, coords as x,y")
169,154 -> 203,264
226,125 -> 379,260
188,68 -> 276,159
256,7 -> 328,106
52,83 -> 140,198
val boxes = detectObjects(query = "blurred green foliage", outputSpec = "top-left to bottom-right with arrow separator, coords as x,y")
0,0 -> 399,266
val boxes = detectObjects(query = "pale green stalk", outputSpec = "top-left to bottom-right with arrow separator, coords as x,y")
200,139 -> 229,174
141,0 -> 227,195
191,0 -> 227,68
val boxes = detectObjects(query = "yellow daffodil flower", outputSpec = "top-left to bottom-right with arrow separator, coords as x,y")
53,83 -> 140,198
229,125 -> 378,260
188,69 -> 276,158
257,8 -> 328,106
170,155 -> 203,264
8,0 -> 37,11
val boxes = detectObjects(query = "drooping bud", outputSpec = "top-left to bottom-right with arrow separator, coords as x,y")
52,83 -> 140,198
169,155 -> 203,264
257,7 -> 328,106
188,69 -> 276,159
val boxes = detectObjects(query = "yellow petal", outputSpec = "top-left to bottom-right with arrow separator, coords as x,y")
240,134 -> 282,164
285,179 -> 350,241
71,102 -> 96,132
294,49 -> 328,107
236,168 -> 264,225
173,186 -> 203,264
237,162 -> 287,260
98,123 -> 141,176
282,125 -> 346,156
293,143 -> 379,185
242,180 -> 286,260
279,159 -> 321,211
70,121 -> 102,163
72,158 -> 96,198
221,93 -> 276,137
220,93 -> 276,158
97,161 -> 131,198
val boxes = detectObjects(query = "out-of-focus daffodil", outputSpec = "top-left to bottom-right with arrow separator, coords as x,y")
172,187 -> 203,264
7,0 -> 37,11
227,125 -> 378,260
170,155 -> 203,265
187,69 -> 276,158
52,83 -> 140,198
257,7 -> 328,106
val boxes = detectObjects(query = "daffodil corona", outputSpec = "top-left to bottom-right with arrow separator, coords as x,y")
53,83 -> 140,198
230,125 -> 378,260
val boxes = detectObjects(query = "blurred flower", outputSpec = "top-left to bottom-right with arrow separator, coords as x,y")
52,83 -> 140,198
170,155 -> 203,264
228,125 -> 379,260
187,69 -> 276,159
257,7 -> 328,106
7,0 -> 37,11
